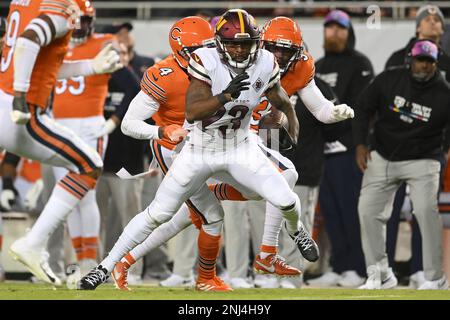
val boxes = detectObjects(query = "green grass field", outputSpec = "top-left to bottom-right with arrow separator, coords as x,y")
0,282 -> 449,300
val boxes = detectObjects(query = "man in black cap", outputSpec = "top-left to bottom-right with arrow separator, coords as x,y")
386,4 -> 450,81
310,9 -> 373,288
101,22 -> 154,78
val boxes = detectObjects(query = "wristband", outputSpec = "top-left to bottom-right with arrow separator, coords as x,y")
217,92 -> 230,105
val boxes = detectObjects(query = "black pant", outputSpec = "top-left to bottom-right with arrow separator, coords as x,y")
319,151 -> 366,276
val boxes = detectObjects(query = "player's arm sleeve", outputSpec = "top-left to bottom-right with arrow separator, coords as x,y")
121,91 -> 161,140
57,60 -> 95,79
352,75 -> 381,147
14,8 -> 71,92
187,53 -> 212,86
297,79 -> 338,123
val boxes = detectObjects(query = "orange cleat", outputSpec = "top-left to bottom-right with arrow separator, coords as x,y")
112,261 -> 131,291
253,254 -> 302,277
196,276 -> 233,292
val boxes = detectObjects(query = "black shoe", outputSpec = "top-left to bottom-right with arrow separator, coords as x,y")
78,265 -> 109,290
289,224 -> 320,262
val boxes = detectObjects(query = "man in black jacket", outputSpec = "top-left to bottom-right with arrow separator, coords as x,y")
354,40 -> 450,290
384,4 -> 449,288
311,10 -> 373,287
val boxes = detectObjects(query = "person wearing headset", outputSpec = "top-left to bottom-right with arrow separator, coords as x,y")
354,40 -> 450,290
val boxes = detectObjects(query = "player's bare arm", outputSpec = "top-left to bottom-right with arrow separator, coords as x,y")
185,78 -> 223,123
265,81 -> 299,145
185,72 -> 250,123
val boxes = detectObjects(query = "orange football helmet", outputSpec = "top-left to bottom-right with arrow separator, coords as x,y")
169,16 -> 215,69
72,0 -> 96,43
262,17 -> 304,74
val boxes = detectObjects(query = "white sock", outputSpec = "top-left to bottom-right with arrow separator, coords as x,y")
281,196 -> 301,235
129,205 -> 192,261
67,209 -> 81,240
100,211 -> 154,273
26,184 -> 80,250
79,190 -> 100,238
261,201 -> 282,251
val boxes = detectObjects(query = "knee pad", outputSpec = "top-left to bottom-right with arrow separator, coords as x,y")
282,168 -> 298,190
145,201 -> 174,228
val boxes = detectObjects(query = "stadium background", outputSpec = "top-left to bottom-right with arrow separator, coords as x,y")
0,0 -> 449,300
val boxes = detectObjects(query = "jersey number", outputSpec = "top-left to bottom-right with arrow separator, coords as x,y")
1,11 -> 20,73
202,105 -> 249,138
159,68 -> 173,76
55,76 -> 86,95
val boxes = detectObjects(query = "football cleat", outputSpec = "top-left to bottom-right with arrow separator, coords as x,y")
77,265 -> 109,290
112,261 -> 131,291
196,276 -> 233,292
289,223 -> 320,262
253,254 -> 302,277
9,237 -> 61,286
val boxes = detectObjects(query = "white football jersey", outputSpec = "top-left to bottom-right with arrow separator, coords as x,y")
187,47 -> 279,149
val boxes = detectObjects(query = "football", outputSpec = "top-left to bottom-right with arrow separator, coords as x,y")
258,109 -> 294,152
259,108 -> 289,130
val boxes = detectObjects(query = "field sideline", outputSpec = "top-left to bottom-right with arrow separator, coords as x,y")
0,282 -> 449,300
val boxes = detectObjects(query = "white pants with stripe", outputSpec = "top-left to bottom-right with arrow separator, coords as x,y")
146,135 -> 299,229
0,89 -> 103,173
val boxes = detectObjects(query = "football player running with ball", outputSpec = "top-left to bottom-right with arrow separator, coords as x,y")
79,10 -> 353,291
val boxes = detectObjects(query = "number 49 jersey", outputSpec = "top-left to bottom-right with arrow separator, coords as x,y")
188,47 -> 279,149
0,0 -> 78,109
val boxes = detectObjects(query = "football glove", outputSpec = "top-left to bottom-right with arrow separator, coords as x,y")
331,104 -> 354,121
222,72 -> 250,99
91,43 -> 123,75
0,177 -> 18,212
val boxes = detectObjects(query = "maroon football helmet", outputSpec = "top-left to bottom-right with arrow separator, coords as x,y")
214,9 -> 260,69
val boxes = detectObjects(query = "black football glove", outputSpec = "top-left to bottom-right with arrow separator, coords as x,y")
0,177 -> 18,212
223,72 -> 250,99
